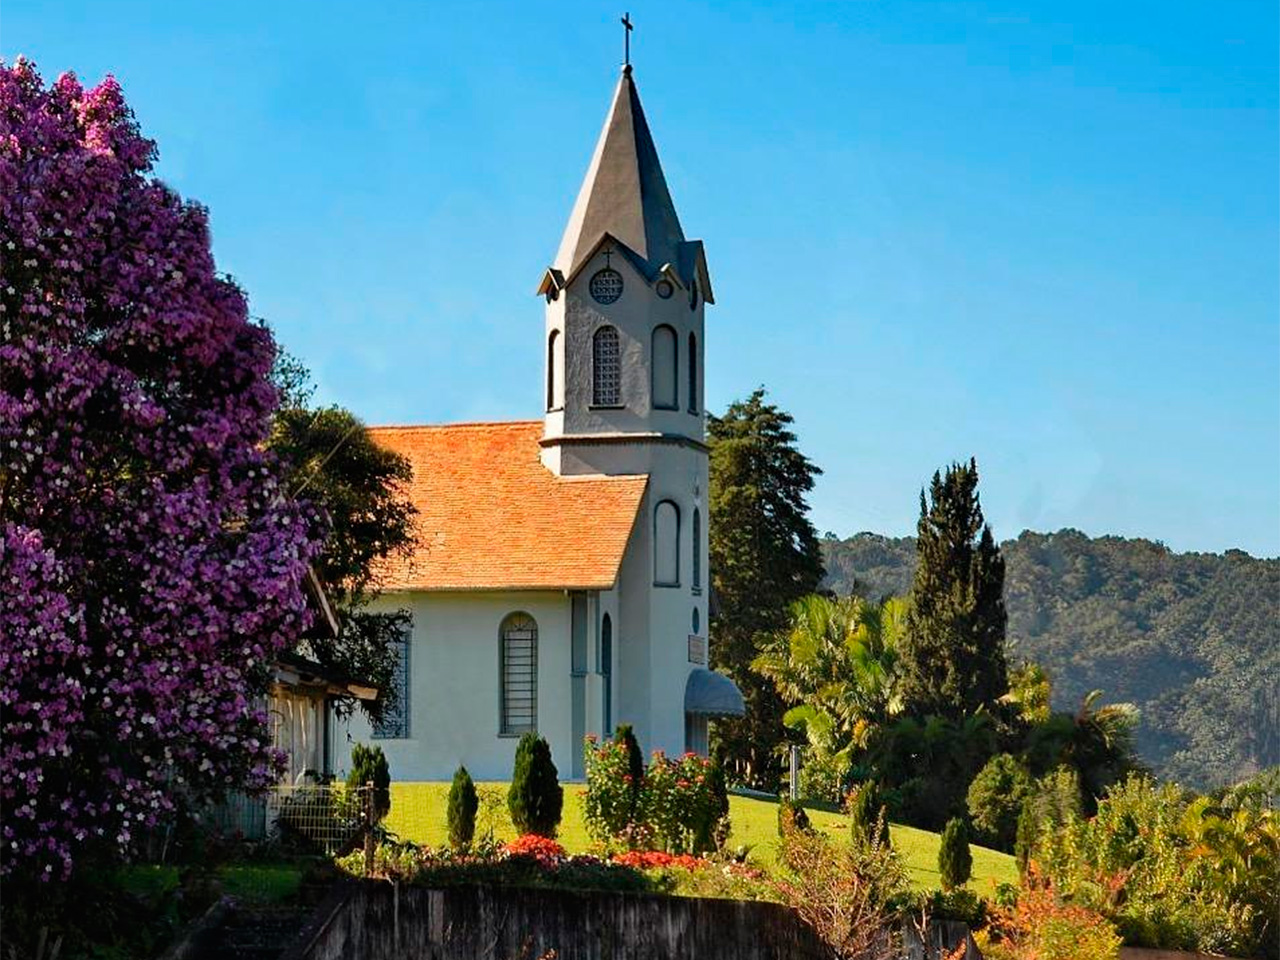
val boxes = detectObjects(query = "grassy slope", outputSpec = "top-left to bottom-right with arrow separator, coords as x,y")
385,782 -> 1017,893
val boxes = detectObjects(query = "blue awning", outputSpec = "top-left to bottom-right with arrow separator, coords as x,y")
684,669 -> 745,717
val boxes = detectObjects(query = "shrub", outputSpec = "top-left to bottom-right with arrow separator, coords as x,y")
1016,765 -> 1082,874
583,739 -> 730,854
1031,774 -> 1278,957
642,751 -> 728,853
778,795 -> 812,837
347,743 -> 391,822
508,733 -> 563,837
582,732 -> 644,844
967,754 -> 1032,851
978,872 -> 1121,960
775,825 -> 907,958
446,766 -> 478,851
848,781 -> 891,848
938,818 -> 972,891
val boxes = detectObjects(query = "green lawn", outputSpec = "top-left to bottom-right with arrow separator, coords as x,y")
384,782 -> 1016,893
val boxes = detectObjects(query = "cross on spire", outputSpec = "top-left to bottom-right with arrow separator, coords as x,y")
621,12 -> 633,68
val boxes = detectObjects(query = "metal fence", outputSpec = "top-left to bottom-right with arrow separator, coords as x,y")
200,782 -> 375,857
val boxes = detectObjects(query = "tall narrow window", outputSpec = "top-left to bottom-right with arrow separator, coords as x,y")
692,507 -> 702,592
600,613 -> 613,734
500,613 -> 538,735
592,325 -> 621,406
651,324 -> 678,410
372,628 -> 410,739
687,332 -> 699,413
546,329 -> 562,410
654,499 -> 680,586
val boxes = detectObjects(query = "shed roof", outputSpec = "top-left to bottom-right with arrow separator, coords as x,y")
370,421 -> 647,592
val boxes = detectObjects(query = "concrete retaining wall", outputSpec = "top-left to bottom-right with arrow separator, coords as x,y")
285,881 -> 835,960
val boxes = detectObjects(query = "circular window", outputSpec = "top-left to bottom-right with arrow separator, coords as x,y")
656,279 -> 674,299
689,280 -> 699,311
692,607 -> 700,635
590,268 -> 624,304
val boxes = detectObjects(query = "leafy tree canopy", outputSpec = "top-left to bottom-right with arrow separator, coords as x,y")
708,388 -> 825,789
267,357 -> 417,723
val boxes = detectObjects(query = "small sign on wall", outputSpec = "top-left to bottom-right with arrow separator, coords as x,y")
687,635 -> 706,665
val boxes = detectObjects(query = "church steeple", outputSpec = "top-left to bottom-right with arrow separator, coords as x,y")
553,66 -> 687,279
539,60 -> 711,481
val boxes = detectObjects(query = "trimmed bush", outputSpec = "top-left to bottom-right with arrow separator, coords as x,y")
848,780 -> 891,847
968,753 -> 1033,852
938,817 -> 973,891
447,765 -> 479,850
508,733 -> 563,837
347,743 -> 391,822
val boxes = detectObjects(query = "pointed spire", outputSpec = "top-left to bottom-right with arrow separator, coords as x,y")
554,67 -> 686,277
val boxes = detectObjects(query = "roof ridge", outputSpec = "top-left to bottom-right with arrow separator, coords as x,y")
368,419 -> 543,432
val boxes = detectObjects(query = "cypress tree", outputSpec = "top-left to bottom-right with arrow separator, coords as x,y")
938,817 -> 973,891
508,733 -> 563,837
898,459 -> 1008,719
614,723 -> 645,823
447,765 -> 479,850
708,389 -> 825,789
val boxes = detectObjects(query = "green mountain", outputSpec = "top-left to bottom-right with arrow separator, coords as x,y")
820,529 -> 1279,790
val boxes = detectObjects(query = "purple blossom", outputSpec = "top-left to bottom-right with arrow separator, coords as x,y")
0,59 -> 321,880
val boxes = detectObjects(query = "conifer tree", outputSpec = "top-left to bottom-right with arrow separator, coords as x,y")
898,459 -> 1008,719
508,733 -> 563,837
447,765 -> 479,850
938,817 -> 973,891
708,389 -> 825,790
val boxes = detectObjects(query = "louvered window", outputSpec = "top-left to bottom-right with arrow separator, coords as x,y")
593,326 -> 621,406
500,613 -> 538,735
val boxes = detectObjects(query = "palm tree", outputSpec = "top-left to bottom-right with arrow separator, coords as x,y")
753,594 -> 906,795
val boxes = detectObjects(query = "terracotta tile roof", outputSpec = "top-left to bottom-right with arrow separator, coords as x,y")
368,421 -> 647,592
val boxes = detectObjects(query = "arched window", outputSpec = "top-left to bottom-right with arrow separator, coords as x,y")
592,325 -> 621,406
546,329 -> 562,411
500,613 -> 538,735
600,613 -> 613,733
692,507 -> 702,592
651,324 -> 678,410
654,499 -> 680,586
687,332 -> 698,413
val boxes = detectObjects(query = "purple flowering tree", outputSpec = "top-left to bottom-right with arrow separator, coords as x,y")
0,61 -> 321,881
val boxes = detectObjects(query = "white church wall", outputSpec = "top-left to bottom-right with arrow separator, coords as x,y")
329,590 -> 574,783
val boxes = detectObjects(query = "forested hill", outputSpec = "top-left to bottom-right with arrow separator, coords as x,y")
820,529 -> 1279,790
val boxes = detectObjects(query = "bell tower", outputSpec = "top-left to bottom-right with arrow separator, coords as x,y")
537,63 -> 713,480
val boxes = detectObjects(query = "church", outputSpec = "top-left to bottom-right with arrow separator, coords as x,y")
330,62 -> 744,782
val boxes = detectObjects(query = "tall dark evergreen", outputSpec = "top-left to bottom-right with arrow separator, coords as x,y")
899,459 -> 1008,719
708,388 -> 825,790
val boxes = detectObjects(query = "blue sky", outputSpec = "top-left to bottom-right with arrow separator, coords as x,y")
8,1 -> 1278,556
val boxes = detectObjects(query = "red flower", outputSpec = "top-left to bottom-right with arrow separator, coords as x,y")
504,834 -> 566,864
